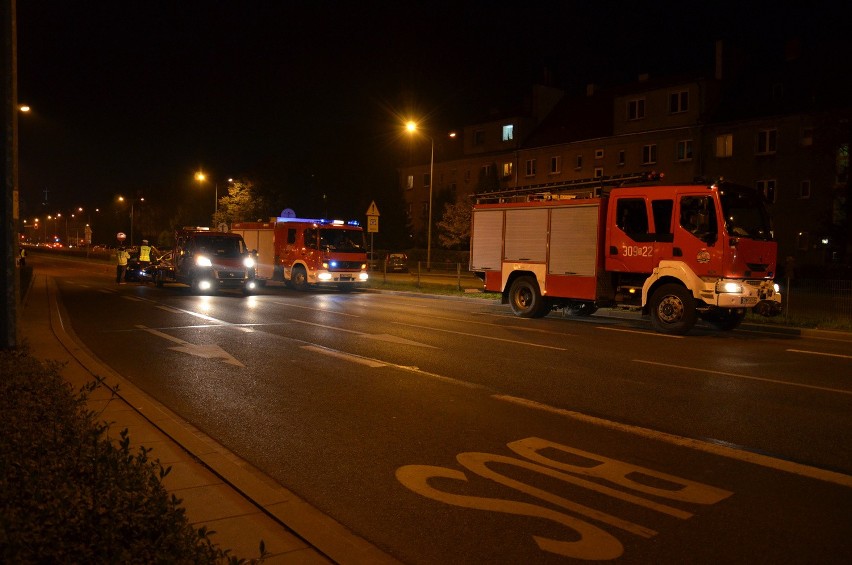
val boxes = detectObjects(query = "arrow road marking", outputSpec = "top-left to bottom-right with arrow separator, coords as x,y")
135,324 -> 244,367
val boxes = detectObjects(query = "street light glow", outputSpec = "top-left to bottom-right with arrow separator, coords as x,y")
195,171 -> 206,182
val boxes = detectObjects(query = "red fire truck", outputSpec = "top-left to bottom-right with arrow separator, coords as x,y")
231,217 -> 369,291
470,173 -> 782,335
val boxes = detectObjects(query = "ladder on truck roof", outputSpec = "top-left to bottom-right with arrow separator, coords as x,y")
473,171 -> 663,204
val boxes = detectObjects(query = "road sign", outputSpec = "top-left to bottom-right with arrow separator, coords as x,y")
366,201 -> 380,216
366,201 -> 380,233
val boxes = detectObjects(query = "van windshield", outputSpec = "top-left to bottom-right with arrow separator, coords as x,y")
719,185 -> 774,240
196,236 -> 246,257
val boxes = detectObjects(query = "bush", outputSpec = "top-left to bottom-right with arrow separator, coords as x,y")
0,346 -> 263,564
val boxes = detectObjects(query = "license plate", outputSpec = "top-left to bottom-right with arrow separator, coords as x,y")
339,275 -> 353,281
740,297 -> 758,305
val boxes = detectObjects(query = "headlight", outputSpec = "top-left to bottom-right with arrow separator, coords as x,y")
318,272 -> 333,281
715,281 -> 743,293
244,256 -> 256,269
773,283 -> 780,293
359,272 -> 369,281
195,255 -> 212,267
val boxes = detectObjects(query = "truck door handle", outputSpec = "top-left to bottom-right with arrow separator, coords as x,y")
673,247 -> 683,257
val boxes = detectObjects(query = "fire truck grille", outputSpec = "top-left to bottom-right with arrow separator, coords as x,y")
331,261 -> 364,270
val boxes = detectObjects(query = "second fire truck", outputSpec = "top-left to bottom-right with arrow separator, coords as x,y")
470,173 -> 782,335
231,216 -> 369,291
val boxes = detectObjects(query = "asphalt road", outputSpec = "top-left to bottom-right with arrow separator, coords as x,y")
34,255 -> 852,563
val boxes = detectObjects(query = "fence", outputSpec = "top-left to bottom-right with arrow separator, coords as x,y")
777,278 -> 852,328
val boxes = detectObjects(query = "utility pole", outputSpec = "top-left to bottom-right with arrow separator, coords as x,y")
1,0 -> 20,348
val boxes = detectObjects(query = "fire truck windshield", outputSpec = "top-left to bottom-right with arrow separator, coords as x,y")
719,185 -> 774,240
318,229 -> 364,252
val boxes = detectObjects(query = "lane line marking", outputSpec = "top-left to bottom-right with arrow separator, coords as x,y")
786,348 -> 852,360
300,345 -> 387,367
271,301 -> 361,317
597,326 -> 683,338
391,321 -> 567,351
633,359 -> 851,395
493,394 -> 852,488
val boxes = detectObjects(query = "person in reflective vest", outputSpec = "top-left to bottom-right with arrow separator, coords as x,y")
138,239 -> 158,267
115,246 -> 130,283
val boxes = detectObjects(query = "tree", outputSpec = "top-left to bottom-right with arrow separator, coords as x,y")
436,198 -> 472,249
210,179 -> 269,228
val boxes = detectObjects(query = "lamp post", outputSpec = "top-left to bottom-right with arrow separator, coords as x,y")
118,196 -> 143,246
195,171 -> 218,216
405,121 -> 434,270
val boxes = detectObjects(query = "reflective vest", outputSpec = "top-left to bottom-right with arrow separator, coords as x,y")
139,245 -> 152,262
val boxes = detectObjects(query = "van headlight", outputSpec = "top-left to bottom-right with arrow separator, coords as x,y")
195,255 -> 212,267
244,256 -> 256,269
773,283 -> 780,293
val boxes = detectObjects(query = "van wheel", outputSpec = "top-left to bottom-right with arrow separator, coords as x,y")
509,276 -> 548,318
292,266 -> 308,291
650,283 -> 696,335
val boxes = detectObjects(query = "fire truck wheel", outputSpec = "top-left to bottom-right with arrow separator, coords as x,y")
292,266 -> 309,291
700,308 -> 746,331
509,276 -> 548,318
650,283 -> 696,335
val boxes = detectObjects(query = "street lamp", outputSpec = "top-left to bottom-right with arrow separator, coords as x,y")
405,121 -> 434,270
195,171 -> 219,216
117,196 -> 143,245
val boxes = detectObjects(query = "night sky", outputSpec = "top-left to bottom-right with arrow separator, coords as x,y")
16,1 -> 849,226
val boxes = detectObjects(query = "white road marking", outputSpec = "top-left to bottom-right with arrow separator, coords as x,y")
122,296 -> 144,302
786,348 -> 852,360
300,345 -> 387,367
493,394 -> 852,488
633,359 -> 851,395
136,324 -> 244,367
156,305 -> 184,314
272,301 -> 360,317
290,319 -> 437,348
597,326 -> 683,338
392,321 -> 567,350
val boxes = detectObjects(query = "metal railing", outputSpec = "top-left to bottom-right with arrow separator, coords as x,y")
777,278 -> 852,328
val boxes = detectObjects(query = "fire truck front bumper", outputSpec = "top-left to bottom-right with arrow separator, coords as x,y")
703,279 -> 782,316
315,271 -> 369,285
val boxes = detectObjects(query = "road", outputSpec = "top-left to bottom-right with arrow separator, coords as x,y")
33,255 -> 852,563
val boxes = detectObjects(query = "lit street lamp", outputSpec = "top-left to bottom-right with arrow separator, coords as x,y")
405,121 -> 434,270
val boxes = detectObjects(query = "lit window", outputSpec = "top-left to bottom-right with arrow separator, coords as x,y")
406,175 -> 414,190
502,162 -> 513,177
716,134 -> 733,158
642,144 -> 657,165
502,124 -> 514,141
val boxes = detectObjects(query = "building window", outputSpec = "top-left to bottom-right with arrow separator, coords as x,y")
628,98 -> 645,120
550,156 -> 562,174
525,159 -> 536,176
423,173 -> 430,188
464,169 -> 471,182
575,155 -> 583,169
618,150 -> 626,166
481,164 -> 492,177
502,162 -> 513,177
595,149 -> 604,159
642,144 -> 657,165
716,134 -> 733,158
406,175 -> 414,190
801,127 -> 813,147
670,90 -> 689,113
676,139 -> 693,161
757,179 -> 777,204
473,130 -> 485,146
799,180 -> 811,199
594,167 -> 603,178
502,124 -> 514,141
757,129 -> 778,155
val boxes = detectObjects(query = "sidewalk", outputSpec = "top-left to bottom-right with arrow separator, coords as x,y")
20,272 -> 400,565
